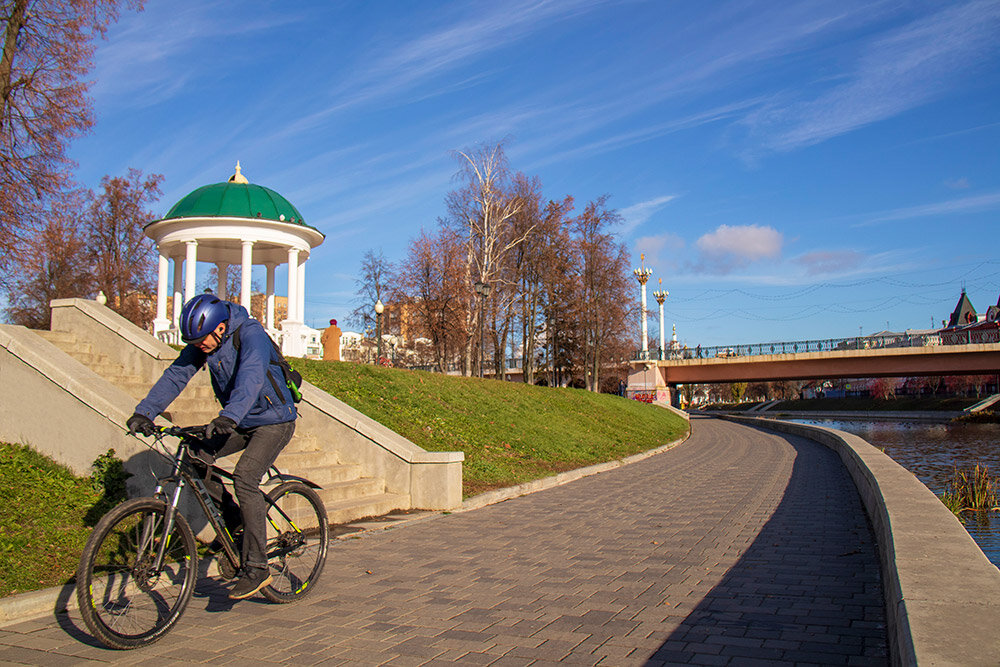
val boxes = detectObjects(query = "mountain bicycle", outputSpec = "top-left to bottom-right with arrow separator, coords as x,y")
75,424 -> 329,650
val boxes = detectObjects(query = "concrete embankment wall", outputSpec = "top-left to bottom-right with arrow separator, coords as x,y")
724,415 -> 1000,667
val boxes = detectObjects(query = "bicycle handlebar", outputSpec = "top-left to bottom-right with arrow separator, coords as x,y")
155,424 -> 210,440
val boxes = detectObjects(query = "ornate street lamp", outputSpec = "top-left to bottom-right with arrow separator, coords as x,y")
653,278 -> 668,360
473,280 -> 491,377
633,254 -> 653,360
375,298 -> 384,363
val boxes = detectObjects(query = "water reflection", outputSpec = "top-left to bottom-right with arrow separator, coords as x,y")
790,419 -> 1000,567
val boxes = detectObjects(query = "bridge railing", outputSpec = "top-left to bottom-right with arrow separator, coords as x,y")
633,332 -> 943,362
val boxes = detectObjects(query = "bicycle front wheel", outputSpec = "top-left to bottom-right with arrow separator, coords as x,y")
261,482 -> 328,603
75,498 -> 198,649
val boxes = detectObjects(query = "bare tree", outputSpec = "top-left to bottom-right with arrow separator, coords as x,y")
350,249 -> 394,334
397,229 -> 467,372
444,142 -> 532,375
572,196 -> 633,392
87,168 -> 163,328
3,189 -> 92,327
0,0 -> 143,278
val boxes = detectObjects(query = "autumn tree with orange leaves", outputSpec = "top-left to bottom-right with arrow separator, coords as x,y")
0,0 -> 144,279
2,190 -> 92,328
86,168 -> 163,328
386,141 -> 639,391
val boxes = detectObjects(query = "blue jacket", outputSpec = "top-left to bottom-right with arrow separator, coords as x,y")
135,302 -> 297,428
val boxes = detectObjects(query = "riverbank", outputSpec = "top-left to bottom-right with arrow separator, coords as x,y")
762,410 -> 961,422
700,394 -> 999,422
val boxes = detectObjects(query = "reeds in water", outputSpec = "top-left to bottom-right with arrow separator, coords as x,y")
939,464 -> 1000,516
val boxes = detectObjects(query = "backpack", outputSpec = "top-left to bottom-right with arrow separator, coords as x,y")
232,326 -> 303,403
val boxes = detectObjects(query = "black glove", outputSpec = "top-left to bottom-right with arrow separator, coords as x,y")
205,416 -> 237,439
127,413 -> 155,436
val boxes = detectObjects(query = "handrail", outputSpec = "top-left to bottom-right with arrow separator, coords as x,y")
632,333 -> 951,361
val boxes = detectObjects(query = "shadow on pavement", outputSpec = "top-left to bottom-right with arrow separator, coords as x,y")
643,430 -> 888,665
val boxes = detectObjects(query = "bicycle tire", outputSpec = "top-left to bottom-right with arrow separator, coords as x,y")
75,498 -> 198,650
261,481 -> 328,603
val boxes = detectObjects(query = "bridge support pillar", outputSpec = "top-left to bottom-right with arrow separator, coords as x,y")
626,362 -> 669,402
668,384 -> 680,409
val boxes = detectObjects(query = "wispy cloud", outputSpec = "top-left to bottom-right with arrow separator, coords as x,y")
528,98 -> 759,169
742,1 -> 1000,153
793,250 -> 867,276
92,2 -> 302,107
281,0 -> 614,137
618,195 -> 677,235
861,190 -> 1000,225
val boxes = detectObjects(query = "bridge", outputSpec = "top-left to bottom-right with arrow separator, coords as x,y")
627,331 -> 1000,404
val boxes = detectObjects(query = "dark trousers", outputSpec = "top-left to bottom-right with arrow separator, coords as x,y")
210,421 -> 296,570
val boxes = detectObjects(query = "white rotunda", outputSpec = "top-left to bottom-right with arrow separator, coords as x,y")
144,164 -> 325,357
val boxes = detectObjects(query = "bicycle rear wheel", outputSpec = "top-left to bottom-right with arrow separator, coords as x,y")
261,481 -> 328,603
75,498 -> 198,649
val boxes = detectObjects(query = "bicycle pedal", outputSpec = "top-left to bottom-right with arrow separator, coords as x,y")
216,554 -> 239,580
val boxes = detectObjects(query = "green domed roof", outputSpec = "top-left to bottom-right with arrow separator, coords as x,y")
160,181 -> 309,226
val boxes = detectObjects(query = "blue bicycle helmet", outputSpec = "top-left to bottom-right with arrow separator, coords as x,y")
179,294 -> 229,343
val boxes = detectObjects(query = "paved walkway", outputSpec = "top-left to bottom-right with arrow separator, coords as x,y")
0,417 -> 887,665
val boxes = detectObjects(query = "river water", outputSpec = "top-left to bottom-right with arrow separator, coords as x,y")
788,418 -> 1000,567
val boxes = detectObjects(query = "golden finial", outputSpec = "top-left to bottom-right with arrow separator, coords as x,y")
229,161 -> 249,184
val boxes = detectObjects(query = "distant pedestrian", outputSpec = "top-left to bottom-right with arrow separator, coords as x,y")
322,319 -> 342,361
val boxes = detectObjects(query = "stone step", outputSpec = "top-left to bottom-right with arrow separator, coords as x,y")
314,477 -> 384,504
36,330 -> 94,356
274,492 -> 408,529
281,437 -> 328,458
34,329 -> 76,346
323,492 -> 410,526
301,463 -> 365,488
274,448 -> 339,471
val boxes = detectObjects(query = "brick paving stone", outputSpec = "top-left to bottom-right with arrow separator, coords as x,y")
0,417 -> 889,665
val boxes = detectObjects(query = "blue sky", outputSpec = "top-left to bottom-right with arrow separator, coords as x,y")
71,0 -> 1000,347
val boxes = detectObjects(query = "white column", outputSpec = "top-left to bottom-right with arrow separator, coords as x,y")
282,248 -> 303,357
297,256 -> 306,325
265,263 -> 276,331
215,262 -> 228,300
241,240 -> 254,311
172,255 -> 183,327
154,250 -> 170,334
640,281 -> 649,358
286,247 -> 299,322
658,302 -> 666,357
184,240 -> 198,304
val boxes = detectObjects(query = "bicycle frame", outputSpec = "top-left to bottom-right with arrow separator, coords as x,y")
149,436 -> 239,573
145,426 -> 317,576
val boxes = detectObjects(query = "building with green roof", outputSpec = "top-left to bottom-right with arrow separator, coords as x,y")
143,163 -> 325,356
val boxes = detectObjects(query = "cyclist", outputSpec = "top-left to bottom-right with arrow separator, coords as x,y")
127,293 -> 298,600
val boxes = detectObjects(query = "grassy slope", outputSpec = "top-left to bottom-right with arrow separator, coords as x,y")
0,443 -> 100,597
292,359 -> 689,496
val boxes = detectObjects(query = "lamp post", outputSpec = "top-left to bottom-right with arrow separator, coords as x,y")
653,278 -> 668,360
375,298 -> 384,363
473,280 -> 491,377
633,253 -> 653,360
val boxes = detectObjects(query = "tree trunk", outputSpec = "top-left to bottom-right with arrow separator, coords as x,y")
0,0 -> 29,131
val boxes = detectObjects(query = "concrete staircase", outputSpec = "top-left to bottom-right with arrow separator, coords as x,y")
32,328 -> 409,526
